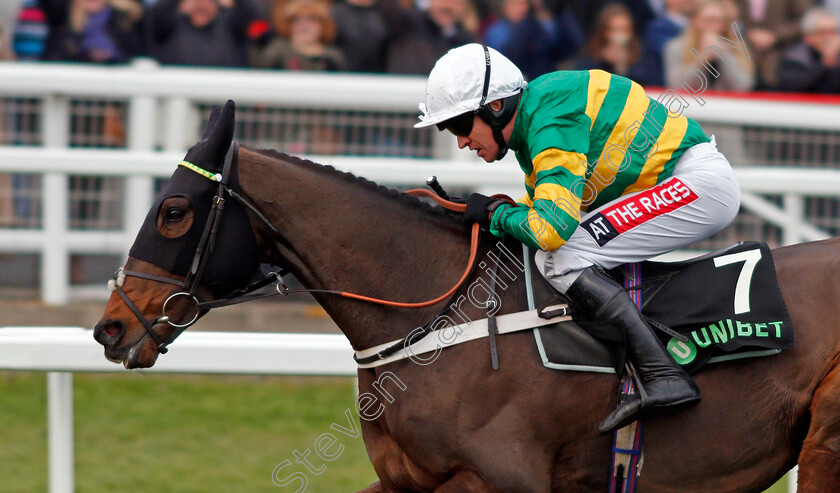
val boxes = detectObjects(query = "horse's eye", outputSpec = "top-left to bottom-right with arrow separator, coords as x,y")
165,208 -> 185,222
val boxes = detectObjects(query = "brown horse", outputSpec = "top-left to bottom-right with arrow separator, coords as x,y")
95,101 -> 838,492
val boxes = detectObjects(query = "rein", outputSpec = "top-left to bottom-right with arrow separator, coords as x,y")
112,142 -> 515,356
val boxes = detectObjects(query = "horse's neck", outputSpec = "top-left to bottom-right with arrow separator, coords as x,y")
238,149 -> 481,350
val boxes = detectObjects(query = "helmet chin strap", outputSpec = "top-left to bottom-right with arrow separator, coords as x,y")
491,125 -> 508,161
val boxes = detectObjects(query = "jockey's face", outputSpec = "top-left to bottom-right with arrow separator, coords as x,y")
456,115 -> 501,163
452,100 -> 513,163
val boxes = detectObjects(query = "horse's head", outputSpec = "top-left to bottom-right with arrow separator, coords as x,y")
94,100 -> 262,368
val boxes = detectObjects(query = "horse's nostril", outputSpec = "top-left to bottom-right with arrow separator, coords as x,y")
94,319 -> 126,345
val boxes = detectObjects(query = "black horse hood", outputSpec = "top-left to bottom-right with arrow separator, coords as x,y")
128,101 -> 260,297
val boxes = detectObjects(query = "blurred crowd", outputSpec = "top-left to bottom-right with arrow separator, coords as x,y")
0,0 -> 839,93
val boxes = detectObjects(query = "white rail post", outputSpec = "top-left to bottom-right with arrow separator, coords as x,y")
782,193 -> 805,246
163,96 -> 191,153
431,127 -> 456,161
41,95 -> 70,305
47,372 -> 74,493
788,465 -> 798,492
123,60 -> 159,253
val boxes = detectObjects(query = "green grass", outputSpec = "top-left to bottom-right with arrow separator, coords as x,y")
0,371 -> 797,492
767,479 -> 791,493
0,371 -> 377,492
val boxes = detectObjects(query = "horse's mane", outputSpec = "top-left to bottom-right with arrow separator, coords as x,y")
251,148 -> 461,222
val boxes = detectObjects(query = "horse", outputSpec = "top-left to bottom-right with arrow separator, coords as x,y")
94,101 -> 839,492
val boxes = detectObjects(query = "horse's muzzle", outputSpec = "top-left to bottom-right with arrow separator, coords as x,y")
94,319 -> 125,348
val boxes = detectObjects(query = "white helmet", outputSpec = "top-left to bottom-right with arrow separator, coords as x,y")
415,44 -> 527,129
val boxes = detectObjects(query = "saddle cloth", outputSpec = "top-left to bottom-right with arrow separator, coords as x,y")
527,241 -> 794,374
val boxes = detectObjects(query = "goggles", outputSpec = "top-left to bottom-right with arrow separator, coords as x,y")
436,111 -> 477,137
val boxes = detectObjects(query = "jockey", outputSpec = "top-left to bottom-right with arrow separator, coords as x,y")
415,43 -> 740,433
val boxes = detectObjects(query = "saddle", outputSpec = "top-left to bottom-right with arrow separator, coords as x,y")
527,241 -> 794,374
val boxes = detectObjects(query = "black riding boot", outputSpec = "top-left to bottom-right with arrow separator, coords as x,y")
565,266 -> 700,434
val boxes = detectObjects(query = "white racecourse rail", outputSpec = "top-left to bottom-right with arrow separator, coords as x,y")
0,327 -> 799,493
0,61 -> 839,304
0,326 -> 357,493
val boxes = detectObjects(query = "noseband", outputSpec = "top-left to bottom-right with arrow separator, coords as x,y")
109,268 -> 192,353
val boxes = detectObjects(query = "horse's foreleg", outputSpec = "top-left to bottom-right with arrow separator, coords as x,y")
433,471 -> 496,492
798,364 -> 840,492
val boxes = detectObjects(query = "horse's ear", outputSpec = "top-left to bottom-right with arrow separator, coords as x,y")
201,106 -> 222,140
205,100 -> 235,168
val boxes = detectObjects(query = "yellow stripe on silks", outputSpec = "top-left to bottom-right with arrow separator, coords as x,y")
585,70 -> 612,130
525,172 -> 536,190
524,208 -> 566,251
589,83 -> 650,197
533,183 -> 582,221
622,113 -> 689,195
533,148 -> 588,178
518,194 -> 534,208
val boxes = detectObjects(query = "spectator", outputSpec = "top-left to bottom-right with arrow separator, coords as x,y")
251,0 -> 345,71
576,4 -> 650,82
148,0 -> 262,68
778,7 -> 840,92
553,0 -> 612,36
731,0 -> 812,89
484,0 -> 559,79
0,17 -> 14,60
664,0 -> 755,91
331,0 -> 389,72
1,1 -> 24,44
548,1 -> 586,68
0,18 -> 12,226
471,0 -> 496,33
556,0 -> 661,37
461,0 -> 482,33
382,0 -> 476,75
643,0 -> 695,54
12,0 -> 48,60
622,0 -> 664,34
642,0 -> 696,85
38,0 -> 144,63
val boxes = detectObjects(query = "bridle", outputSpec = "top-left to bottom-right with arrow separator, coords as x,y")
110,141 -> 286,354
110,141 -> 513,356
